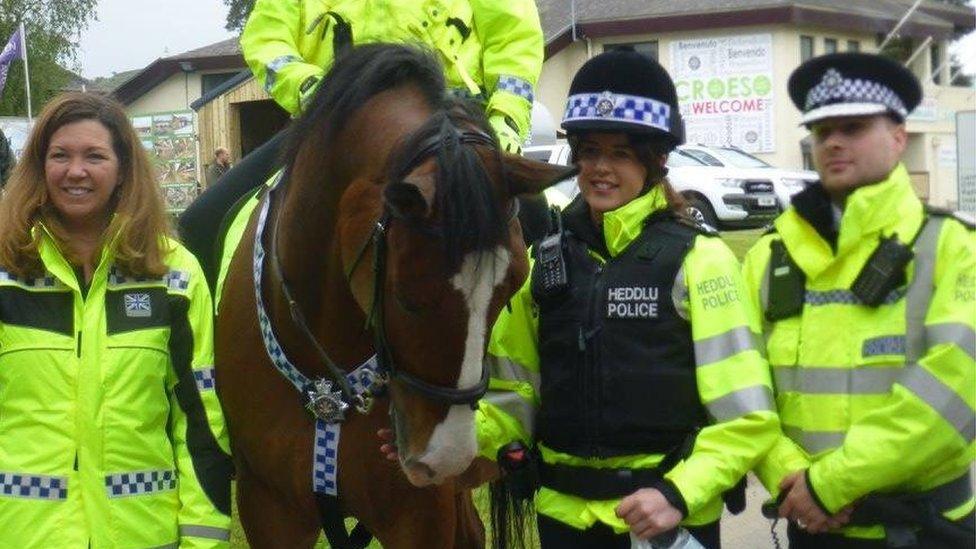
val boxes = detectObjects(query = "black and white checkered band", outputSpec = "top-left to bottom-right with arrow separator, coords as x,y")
105,469 -> 176,498
803,68 -> 907,124
0,472 -> 68,500
194,366 -> 216,391
497,75 -> 534,103
563,92 -> 672,133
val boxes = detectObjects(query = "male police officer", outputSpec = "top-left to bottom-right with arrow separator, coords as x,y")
180,0 -> 545,289
744,52 -> 975,548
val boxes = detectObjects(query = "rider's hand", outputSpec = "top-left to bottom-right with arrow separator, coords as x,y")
489,114 -> 523,155
615,488 -> 683,541
377,428 -> 399,462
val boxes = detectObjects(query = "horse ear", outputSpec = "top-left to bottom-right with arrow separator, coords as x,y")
501,153 -> 578,198
384,182 -> 429,220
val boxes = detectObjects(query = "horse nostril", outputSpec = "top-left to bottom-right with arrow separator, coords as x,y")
404,457 -> 437,480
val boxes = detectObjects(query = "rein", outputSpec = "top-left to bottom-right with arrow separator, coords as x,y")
258,126 -> 512,420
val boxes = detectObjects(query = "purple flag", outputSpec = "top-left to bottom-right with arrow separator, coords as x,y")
0,25 -> 25,96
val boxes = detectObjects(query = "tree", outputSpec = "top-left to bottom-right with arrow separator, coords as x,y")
0,0 -> 98,116
223,0 -> 256,32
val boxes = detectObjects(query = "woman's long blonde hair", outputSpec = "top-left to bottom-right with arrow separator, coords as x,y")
0,92 -> 173,278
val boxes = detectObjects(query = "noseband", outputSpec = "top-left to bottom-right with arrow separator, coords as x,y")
261,125 -> 514,417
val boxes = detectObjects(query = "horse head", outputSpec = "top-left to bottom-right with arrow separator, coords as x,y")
280,44 -> 569,488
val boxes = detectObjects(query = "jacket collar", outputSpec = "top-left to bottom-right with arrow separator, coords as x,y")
776,163 -> 924,279
35,216 -> 125,291
562,186 -> 670,259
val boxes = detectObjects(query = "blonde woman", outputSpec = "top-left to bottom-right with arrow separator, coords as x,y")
0,92 -> 232,548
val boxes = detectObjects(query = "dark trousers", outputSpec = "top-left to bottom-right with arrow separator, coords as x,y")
178,130 -> 288,292
537,514 -> 721,549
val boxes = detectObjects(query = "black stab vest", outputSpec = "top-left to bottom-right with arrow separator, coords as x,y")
531,212 -> 706,458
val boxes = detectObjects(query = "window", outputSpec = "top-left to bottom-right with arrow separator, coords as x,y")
847,40 -> 860,52
800,36 -> 815,62
201,72 -> 239,96
604,41 -> 659,61
824,38 -> 838,54
931,44 -> 943,85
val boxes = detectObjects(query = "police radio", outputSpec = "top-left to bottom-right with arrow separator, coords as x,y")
851,234 -> 914,307
536,208 -> 569,295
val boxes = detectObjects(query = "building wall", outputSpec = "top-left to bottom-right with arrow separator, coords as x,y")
127,72 -> 204,115
538,24 -> 967,207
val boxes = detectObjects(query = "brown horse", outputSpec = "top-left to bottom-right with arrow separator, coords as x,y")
215,44 -> 566,548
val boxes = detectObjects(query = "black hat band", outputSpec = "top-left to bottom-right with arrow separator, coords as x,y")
563,91 -> 672,133
803,68 -> 907,124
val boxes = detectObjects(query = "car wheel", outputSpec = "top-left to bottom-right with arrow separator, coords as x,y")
685,197 -> 718,228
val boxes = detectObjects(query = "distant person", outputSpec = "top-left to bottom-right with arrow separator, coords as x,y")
0,92 -> 233,548
0,127 -> 14,187
205,147 -> 231,187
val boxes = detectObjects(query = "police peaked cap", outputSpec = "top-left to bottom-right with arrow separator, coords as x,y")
788,52 -> 922,126
562,50 -> 685,148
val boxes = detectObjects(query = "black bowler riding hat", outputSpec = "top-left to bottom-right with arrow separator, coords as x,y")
788,52 -> 922,126
562,50 -> 685,150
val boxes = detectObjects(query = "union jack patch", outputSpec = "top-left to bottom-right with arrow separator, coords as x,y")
124,293 -> 152,318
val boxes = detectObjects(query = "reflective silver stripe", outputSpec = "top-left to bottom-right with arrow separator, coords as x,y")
488,356 -> 540,392
694,325 -> 758,366
147,543 -> 178,549
483,390 -> 535,434
927,323 -> 976,361
180,525 -> 231,541
773,365 -> 901,395
264,54 -> 300,92
783,425 -> 846,454
706,384 -> 775,422
906,217 -> 945,362
899,365 -> 976,443
672,264 -> 689,321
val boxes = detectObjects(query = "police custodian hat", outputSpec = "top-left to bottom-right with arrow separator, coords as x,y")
562,49 -> 685,148
788,52 -> 922,126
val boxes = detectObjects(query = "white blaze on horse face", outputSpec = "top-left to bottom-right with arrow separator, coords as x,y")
411,246 -> 511,485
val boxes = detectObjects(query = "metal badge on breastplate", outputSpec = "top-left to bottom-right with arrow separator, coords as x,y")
596,91 -> 616,117
304,378 -> 349,423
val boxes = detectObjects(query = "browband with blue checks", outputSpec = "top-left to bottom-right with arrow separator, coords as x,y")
563,91 -> 672,133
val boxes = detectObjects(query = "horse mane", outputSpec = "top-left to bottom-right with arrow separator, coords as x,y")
386,99 -> 506,272
280,43 -> 446,174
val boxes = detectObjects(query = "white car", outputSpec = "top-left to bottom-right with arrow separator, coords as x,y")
523,142 -> 779,229
679,144 -> 819,211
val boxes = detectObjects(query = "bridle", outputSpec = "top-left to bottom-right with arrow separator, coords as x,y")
263,125 -> 517,413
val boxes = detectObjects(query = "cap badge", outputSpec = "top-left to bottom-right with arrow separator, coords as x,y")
822,68 -> 844,90
596,92 -> 616,117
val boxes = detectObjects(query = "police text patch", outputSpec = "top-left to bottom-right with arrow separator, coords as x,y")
607,286 -> 659,319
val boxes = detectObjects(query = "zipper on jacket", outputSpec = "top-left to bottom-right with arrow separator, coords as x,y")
76,331 -> 82,357
585,264 -> 604,458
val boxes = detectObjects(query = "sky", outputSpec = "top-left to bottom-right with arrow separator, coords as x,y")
78,0 -> 235,79
76,0 -> 974,80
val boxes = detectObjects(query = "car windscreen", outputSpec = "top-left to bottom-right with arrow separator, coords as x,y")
667,150 -> 708,168
714,147 -> 772,168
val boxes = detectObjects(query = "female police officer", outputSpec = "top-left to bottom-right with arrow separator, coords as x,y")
474,50 -> 780,548
0,93 -> 231,547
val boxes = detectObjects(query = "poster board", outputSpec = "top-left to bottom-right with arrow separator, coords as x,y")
131,111 -> 199,214
957,111 -> 975,215
670,34 -> 775,152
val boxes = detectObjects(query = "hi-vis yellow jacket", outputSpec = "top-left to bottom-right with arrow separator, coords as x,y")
240,0 -> 543,142
477,187 -> 780,532
0,226 -> 233,548
743,164 -> 976,540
